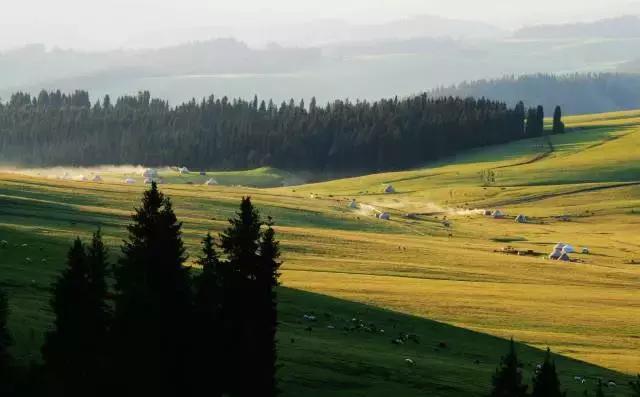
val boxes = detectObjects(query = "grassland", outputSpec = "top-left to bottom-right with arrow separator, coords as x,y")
0,110 -> 638,395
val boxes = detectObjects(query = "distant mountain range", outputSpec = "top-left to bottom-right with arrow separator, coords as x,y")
514,16 -> 640,39
2,15 -> 640,114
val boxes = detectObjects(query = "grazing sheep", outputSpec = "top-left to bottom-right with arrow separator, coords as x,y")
392,338 -> 404,345
0,240 -> 7,248
607,381 -> 616,388
25,257 -> 32,263
326,325 -> 335,330
41,258 -> 47,263
404,358 -> 415,366
303,314 -> 317,321
21,243 -> 28,248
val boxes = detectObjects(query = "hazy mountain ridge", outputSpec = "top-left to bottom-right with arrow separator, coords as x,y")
514,15 -> 640,39
2,15 -> 640,112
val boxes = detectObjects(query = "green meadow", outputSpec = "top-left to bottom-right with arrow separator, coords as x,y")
0,110 -> 638,396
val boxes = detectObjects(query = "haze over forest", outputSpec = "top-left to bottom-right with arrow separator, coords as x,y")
3,1 -> 640,114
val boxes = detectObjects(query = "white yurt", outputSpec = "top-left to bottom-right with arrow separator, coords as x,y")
515,214 -> 527,223
348,199 -> 358,209
378,212 -> 391,220
562,244 -> 575,254
124,178 -> 136,184
179,167 -> 190,174
492,210 -> 505,219
204,178 -> 218,186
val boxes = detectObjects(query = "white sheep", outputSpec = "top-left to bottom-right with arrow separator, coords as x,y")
405,358 -> 415,366
25,257 -> 32,263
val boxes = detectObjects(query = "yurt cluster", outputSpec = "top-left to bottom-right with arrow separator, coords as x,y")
548,243 -> 589,262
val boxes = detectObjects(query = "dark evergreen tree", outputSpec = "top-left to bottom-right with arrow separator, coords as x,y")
219,197 -> 281,397
536,105 -> 545,136
42,234 -> 110,397
489,339 -> 528,397
255,218 -> 281,397
553,106 -> 565,134
532,348 -> 565,397
192,232 -> 223,397
112,182 -> 192,396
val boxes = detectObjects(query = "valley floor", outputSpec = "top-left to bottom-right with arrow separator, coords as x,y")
0,110 -> 638,395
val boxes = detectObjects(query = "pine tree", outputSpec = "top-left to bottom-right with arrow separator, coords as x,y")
532,348 -> 565,397
536,105 -> 545,136
489,339 -> 528,397
255,218 -> 281,397
219,197 -> 280,397
553,106 -> 565,134
42,235 -> 110,396
192,232 -> 223,397
112,182 -> 192,395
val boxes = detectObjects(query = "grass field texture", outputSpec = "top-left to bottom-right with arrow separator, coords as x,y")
0,110 -> 638,395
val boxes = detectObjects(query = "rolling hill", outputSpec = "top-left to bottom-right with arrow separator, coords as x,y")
0,110 -> 638,395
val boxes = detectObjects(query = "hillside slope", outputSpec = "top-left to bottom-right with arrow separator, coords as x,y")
0,109 -> 638,395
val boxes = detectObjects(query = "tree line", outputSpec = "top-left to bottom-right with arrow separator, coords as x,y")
431,73 -> 640,116
0,90 -> 554,174
0,183 -> 280,397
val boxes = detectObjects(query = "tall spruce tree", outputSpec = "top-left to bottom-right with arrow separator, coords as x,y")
532,348 -> 565,397
112,182 -> 192,395
536,105 -> 545,136
219,197 -> 280,397
42,234 -> 110,396
489,339 -> 528,397
192,232 -> 223,397
553,106 -> 565,134
255,218 -> 281,397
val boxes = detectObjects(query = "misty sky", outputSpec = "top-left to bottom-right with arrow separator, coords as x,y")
1,0 -> 639,50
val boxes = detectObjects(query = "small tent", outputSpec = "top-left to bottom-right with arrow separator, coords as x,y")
515,214 -> 527,223
378,212 -> 391,220
92,175 -> 103,182
492,210 -> 505,219
204,178 -> 218,186
124,178 -> 136,184
348,199 -> 358,209
384,185 -> 395,194
548,250 -> 562,260
558,252 -> 571,262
